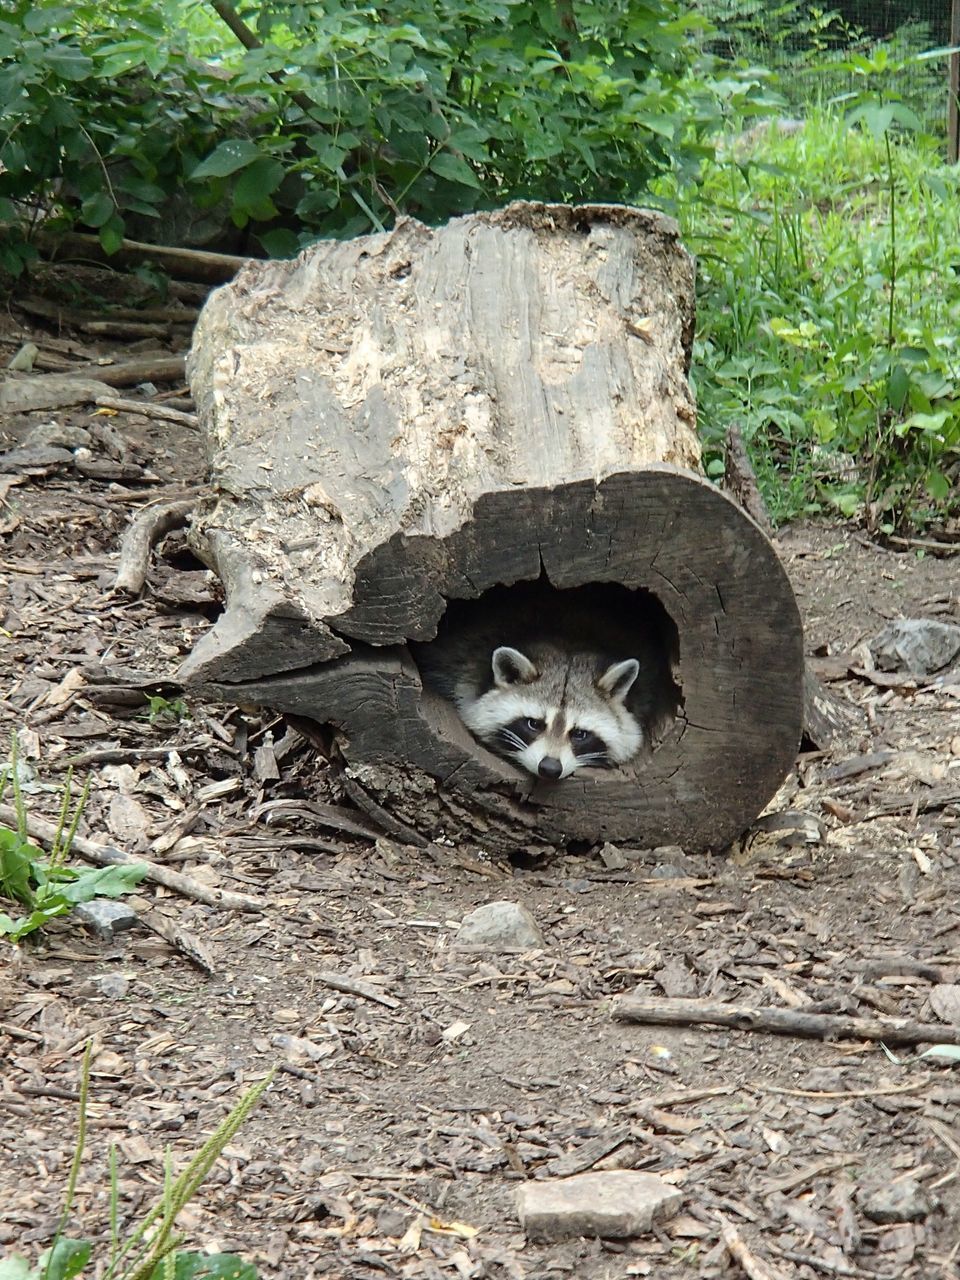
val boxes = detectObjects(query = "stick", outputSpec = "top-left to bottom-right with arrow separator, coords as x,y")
0,804 -> 261,913
614,994 -> 960,1046
315,970 -> 401,1009
719,1217 -> 786,1280
141,909 -> 217,974
36,229 -> 250,284
114,496 -> 199,593
95,393 -> 199,428
70,355 -> 187,387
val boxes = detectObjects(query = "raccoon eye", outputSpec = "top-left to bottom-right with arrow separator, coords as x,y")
524,717 -> 546,733
569,728 -> 591,744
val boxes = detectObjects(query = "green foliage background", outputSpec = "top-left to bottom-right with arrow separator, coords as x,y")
0,0 -> 749,263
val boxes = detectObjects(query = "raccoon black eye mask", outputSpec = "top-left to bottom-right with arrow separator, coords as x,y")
455,643 -> 644,781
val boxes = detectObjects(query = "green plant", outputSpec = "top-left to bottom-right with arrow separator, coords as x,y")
0,0 -> 775,271
661,38 -> 960,535
144,694 -> 190,725
0,734 -> 147,942
0,1044 -> 272,1279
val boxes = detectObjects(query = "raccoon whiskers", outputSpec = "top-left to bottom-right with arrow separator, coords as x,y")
497,728 -> 528,754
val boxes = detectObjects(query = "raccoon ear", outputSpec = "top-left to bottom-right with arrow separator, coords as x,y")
597,658 -> 640,702
492,646 -> 538,687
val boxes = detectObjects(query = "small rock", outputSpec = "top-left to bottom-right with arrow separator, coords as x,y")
598,842 -> 628,871
23,422 -> 93,449
860,1178 -> 933,1224
870,619 -> 960,676
376,1205 -> 407,1238
90,973 -> 130,999
455,901 -> 544,949
650,863 -> 688,880
74,899 -> 139,942
518,1170 -> 682,1242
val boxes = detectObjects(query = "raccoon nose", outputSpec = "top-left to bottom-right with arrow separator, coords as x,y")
538,756 -> 563,780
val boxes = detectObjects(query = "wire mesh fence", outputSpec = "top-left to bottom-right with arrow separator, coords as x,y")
698,0 -> 955,141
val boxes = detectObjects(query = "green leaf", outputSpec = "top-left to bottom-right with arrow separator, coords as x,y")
926,470 -> 951,501
887,364 -> 909,413
919,1044 -> 960,1063
233,157 -> 284,205
0,901 -> 71,942
0,1254 -> 34,1280
99,222 -> 125,256
429,151 -> 481,189
52,863 -> 148,905
38,1239 -> 91,1280
258,228 -> 301,258
80,191 -> 114,228
161,1252 -> 259,1280
191,140 -> 263,180
41,43 -> 93,81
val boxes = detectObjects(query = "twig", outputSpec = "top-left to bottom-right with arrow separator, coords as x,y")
723,424 -> 773,535
338,773 -> 430,848
141,909 -> 217,974
719,1216 -> 786,1280
761,1154 -> 862,1196
315,970 -> 401,1009
95,393 -> 199,428
68,354 -> 187,386
614,993 -> 960,1046
114,497 -> 199,593
0,1021 -> 43,1042
0,804 -> 261,913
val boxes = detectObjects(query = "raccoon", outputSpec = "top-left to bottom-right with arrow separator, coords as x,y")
413,592 -> 656,780
455,640 -> 643,780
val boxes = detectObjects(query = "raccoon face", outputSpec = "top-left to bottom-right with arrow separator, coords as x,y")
458,645 -> 643,780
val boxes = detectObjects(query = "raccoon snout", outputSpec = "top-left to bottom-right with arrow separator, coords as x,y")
537,756 -> 563,780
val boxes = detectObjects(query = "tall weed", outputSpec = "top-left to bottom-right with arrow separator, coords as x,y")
663,106 -> 960,532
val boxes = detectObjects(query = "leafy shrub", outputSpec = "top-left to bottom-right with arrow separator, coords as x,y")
664,89 -> 960,532
0,0 -> 757,264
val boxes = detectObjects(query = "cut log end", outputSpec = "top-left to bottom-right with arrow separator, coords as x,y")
193,467 -> 804,854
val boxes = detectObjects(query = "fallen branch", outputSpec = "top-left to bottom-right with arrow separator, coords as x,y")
614,994 -> 960,1046
37,229 -> 250,284
95,393 -> 199,428
0,804 -> 261,913
114,496 -> 200,593
71,354 -> 187,387
315,970 -> 401,1009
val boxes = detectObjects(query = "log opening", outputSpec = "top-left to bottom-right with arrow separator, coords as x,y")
410,575 -> 683,784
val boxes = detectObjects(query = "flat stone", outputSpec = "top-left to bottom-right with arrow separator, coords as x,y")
74,899 -> 139,941
860,1178 -> 933,1224
455,901 -> 544,949
0,373 -> 110,414
870,619 -> 960,676
517,1170 -> 682,1241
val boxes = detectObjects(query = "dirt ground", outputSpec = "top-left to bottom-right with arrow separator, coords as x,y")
1,277 -> 959,1280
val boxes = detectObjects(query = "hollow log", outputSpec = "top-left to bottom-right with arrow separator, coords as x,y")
182,201 -> 804,854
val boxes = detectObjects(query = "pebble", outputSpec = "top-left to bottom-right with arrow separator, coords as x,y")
860,1178 -> 933,1224
74,899 -> 139,942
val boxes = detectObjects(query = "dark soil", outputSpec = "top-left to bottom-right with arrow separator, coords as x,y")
1,270 -> 959,1280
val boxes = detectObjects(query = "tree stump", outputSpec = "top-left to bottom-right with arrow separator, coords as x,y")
182,201 -> 803,854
